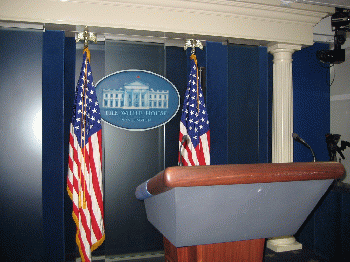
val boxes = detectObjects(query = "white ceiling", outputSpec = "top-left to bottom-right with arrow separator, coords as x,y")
1,0 -> 345,46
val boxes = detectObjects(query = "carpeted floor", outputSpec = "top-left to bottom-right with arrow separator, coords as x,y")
84,247 -> 329,262
263,247 -> 329,262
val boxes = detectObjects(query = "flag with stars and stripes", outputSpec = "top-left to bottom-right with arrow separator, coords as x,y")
179,54 -> 210,166
67,48 -> 105,262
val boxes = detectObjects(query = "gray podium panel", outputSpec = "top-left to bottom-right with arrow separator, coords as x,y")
144,179 -> 333,247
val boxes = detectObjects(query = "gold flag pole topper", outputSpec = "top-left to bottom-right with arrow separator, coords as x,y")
184,39 -> 203,55
76,26 -> 97,49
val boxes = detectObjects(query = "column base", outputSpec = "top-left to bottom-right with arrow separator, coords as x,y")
266,236 -> 302,252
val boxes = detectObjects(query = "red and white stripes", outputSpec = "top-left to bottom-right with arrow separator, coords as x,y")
67,126 -> 104,262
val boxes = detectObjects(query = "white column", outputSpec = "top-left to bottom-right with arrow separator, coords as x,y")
267,43 -> 302,253
268,43 -> 301,163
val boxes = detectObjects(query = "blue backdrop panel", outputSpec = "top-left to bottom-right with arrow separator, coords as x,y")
64,37 -> 78,260
206,41 -> 228,165
258,46 -> 270,163
293,43 -> 333,259
165,46 -> 188,168
228,44 -> 266,164
314,190 -> 342,260
293,43 -> 330,162
103,41 -> 165,255
0,28 -> 44,262
42,30 -> 66,261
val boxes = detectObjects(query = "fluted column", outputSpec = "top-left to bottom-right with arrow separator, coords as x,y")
268,43 -> 301,163
267,43 -> 302,253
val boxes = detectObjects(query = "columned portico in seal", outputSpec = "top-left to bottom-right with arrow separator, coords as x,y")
267,43 -> 303,252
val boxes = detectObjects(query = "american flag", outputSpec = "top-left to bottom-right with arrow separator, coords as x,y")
179,54 -> 210,166
67,49 -> 105,262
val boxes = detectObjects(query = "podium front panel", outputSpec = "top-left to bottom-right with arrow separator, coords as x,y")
144,179 -> 333,247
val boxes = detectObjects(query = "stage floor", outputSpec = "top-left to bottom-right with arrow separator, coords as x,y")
81,246 -> 329,262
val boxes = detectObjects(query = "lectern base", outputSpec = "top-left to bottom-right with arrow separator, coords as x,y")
164,237 -> 265,262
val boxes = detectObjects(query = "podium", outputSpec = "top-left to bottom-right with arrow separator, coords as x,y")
135,162 -> 344,262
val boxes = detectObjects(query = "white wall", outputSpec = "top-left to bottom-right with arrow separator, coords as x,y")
330,49 -> 350,184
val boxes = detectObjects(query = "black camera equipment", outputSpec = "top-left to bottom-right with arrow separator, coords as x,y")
317,8 -> 350,64
325,133 -> 350,161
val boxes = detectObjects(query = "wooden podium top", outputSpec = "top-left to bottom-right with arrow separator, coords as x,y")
147,162 -> 345,196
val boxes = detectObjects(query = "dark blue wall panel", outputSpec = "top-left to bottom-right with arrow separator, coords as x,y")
206,42 -> 228,165
341,191 -> 350,260
292,43 -> 347,261
296,184 -> 350,261
314,190 -> 342,260
293,43 -> 330,162
166,43 -> 269,167
165,46 -> 188,168
228,44 -> 268,164
64,37 -> 78,260
0,28 -> 44,262
103,41 -> 165,256
258,47 -> 270,163
42,30 -> 66,261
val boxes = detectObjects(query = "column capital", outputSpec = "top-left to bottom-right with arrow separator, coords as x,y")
267,43 -> 302,54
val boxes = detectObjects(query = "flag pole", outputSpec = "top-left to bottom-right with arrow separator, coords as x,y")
75,26 -> 97,209
69,26 -> 105,262
184,39 -> 203,111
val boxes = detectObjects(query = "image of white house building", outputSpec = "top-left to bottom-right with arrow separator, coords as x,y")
102,81 -> 169,109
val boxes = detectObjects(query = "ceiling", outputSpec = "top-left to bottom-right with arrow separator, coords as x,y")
2,0 -> 348,47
